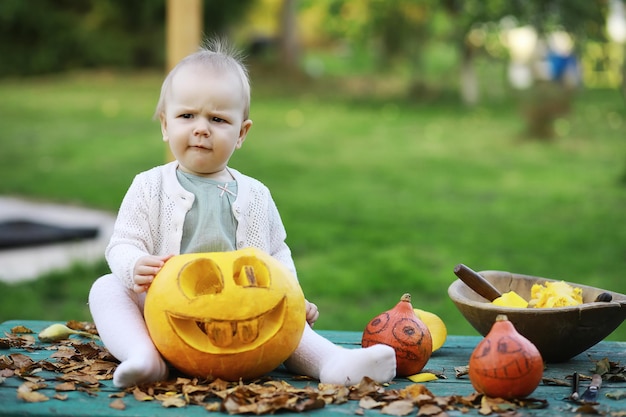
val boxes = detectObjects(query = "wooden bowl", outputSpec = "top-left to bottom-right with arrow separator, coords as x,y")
448,270 -> 626,362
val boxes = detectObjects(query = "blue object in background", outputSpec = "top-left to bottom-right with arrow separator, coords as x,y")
547,50 -> 579,83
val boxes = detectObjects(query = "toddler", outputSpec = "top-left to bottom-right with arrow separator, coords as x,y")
88,39 -> 396,388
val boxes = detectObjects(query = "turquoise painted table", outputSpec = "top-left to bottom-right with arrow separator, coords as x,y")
2,320 -> 626,416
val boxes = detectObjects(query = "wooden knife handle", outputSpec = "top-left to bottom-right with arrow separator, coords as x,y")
454,264 -> 502,302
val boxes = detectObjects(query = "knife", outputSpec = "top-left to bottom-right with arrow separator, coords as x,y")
569,372 -> 580,401
580,374 -> 602,403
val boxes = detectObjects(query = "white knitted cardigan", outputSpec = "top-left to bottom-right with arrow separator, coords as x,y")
105,161 -> 297,289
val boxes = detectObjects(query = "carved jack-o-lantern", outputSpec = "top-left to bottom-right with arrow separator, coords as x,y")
144,248 -> 306,381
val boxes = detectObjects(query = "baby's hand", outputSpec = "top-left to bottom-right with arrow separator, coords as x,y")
133,255 -> 173,293
305,300 -> 319,326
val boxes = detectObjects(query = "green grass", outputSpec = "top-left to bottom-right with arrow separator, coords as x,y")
1,70 -> 625,341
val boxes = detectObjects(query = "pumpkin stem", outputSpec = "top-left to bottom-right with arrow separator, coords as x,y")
495,314 -> 508,322
401,293 -> 412,303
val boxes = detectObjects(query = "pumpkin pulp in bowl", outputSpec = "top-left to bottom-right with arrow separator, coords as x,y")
448,270 -> 626,362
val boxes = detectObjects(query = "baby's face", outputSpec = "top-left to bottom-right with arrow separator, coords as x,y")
160,64 -> 251,179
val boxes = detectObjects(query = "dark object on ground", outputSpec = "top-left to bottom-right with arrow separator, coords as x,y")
0,220 -> 98,249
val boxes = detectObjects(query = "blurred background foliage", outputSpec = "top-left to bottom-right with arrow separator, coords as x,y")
1,0 -> 622,114
0,1 -> 610,76
0,0 -> 622,107
0,0 -> 252,76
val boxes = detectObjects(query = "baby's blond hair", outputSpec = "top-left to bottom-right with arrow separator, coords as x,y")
153,38 -> 251,120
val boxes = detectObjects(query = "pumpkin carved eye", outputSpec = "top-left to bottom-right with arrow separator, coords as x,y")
178,258 -> 223,298
233,256 -> 270,288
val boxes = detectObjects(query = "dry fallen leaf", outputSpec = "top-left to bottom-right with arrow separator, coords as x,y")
399,383 -> 433,400
55,381 -> 76,391
205,401 -> 221,412
157,393 -> 187,408
17,381 -> 49,403
358,395 -> 385,409
576,403 -> 601,414
132,387 -> 154,401
541,377 -> 571,387
109,398 -> 126,410
66,320 -> 98,336
11,326 -> 34,334
17,390 -> 49,403
1,332 -> 36,348
455,365 -> 469,378
607,390 -> 626,400
417,403 -> 444,416
380,399 -> 414,416
10,353 -> 36,369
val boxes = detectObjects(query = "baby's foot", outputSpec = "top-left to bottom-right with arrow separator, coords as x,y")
319,344 -> 396,386
113,353 -> 169,388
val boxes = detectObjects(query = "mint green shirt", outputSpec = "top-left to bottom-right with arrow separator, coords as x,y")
176,170 -> 238,253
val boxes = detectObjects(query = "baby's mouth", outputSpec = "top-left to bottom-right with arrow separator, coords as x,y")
190,145 -> 212,152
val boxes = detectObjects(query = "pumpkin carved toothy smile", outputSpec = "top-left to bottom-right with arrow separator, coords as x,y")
166,296 -> 286,352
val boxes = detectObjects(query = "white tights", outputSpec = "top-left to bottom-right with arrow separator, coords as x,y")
88,274 -> 396,388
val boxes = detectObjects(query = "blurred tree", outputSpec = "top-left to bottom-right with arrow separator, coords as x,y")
0,0 -> 253,77
0,0 -> 164,75
231,0 -> 304,75
499,0 -> 607,138
435,0 -> 606,106
512,0 -> 607,39
298,0 -> 607,104
279,0 -> 300,74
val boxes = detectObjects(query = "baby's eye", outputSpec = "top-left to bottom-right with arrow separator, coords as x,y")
211,117 -> 226,123
180,114 -> 193,119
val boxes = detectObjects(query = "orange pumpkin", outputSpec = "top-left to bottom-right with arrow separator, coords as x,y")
361,293 -> 432,376
144,248 -> 306,381
469,314 -> 543,399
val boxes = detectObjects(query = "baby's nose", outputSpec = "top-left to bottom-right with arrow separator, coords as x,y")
193,120 -> 210,136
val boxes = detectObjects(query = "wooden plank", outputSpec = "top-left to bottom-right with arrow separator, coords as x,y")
2,320 -> 626,416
